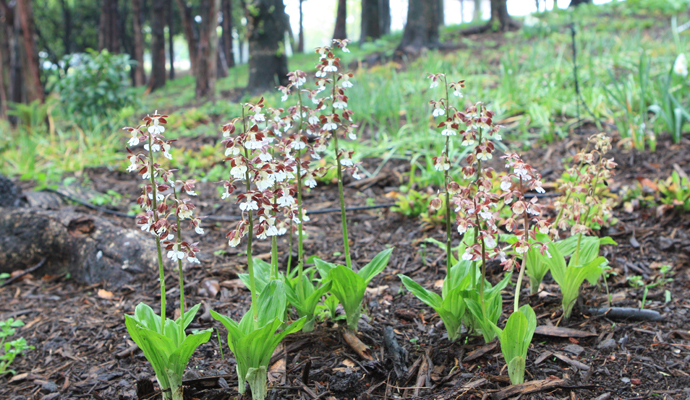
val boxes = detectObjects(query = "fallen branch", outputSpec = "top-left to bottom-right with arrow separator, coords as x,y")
589,307 -> 663,322
342,329 -> 374,361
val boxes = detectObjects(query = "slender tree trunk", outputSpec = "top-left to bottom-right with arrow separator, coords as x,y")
149,0 -> 166,91
98,0 -> 121,53
246,0 -> 289,94
8,2 -> 23,106
380,0 -> 390,35
217,37 -> 228,78
460,0 -> 465,23
59,0 -> 71,56
16,0 -> 43,103
473,0 -> 481,21
167,0 -> 174,80
195,0 -> 220,100
360,0 -> 381,43
0,8 -> 8,118
333,0 -> 347,41
438,0 -> 444,25
175,0 -> 197,76
222,0 -> 234,67
131,0 -> 145,86
397,0 -> 440,53
488,0 -> 516,31
298,0 -> 305,52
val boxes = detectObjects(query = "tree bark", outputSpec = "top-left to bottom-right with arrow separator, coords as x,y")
131,0 -> 145,86
16,0 -> 43,103
472,0 -> 481,21
167,0 -> 174,80
438,0 -> 444,26
175,0 -> 197,76
195,0 -> 220,100
568,0 -> 592,6
0,1 -> 11,118
221,0 -> 234,67
246,0 -> 289,94
397,0 -> 440,53
360,0 -> 381,43
488,0 -> 517,31
98,0 -> 121,53
333,0 -> 347,41
298,0 -> 305,51
380,0 -> 390,35
59,0 -> 71,56
148,0 -> 166,92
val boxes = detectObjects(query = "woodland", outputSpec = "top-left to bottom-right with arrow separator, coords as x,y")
1,0 -> 690,400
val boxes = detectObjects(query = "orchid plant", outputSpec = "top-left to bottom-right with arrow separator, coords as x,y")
212,102 -> 306,400
123,112 -> 211,400
300,39 -> 394,332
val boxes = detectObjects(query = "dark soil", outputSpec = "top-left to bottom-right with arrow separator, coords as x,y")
1,132 -> 690,400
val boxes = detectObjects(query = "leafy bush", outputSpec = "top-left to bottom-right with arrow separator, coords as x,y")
56,49 -> 137,120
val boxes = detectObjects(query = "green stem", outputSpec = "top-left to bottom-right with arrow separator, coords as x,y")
331,72 -> 352,269
147,133 -> 166,333
295,90 -> 305,294
442,76 -> 453,287
173,187 -> 185,339
514,177 -> 528,313
242,106 -> 259,329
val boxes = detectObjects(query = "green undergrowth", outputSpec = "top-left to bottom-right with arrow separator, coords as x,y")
1,1 -> 688,188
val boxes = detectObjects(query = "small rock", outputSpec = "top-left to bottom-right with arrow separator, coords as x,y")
629,237 -> 640,248
597,338 -> 617,351
563,344 -> 585,356
659,236 -> 674,251
621,377 -> 630,383
41,395 -> 60,400
41,381 -> 59,393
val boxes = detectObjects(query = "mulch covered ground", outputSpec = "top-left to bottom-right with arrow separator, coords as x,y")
1,132 -> 689,400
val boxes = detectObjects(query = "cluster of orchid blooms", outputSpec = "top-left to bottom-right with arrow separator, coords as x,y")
426,73 -> 551,273
125,112 -> 203,264
221,39 -> 361,251
553,132 -> 617,236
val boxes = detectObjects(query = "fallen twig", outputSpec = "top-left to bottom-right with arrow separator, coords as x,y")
589,307 -> 663,321
0,258 -> 46,288
342,329 -> 374,361
492,378 -> 568,400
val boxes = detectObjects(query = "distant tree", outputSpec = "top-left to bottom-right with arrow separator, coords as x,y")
473,0 -> 481,21
221,0 -> 235,68
131,0 -> 145,86
298,0 -> 306,51
463,0 -> 518,34
175,0 -> 198,76
246,0 -> 289,94
195,0 -> 220,100
361,0 -> 381,43
333,0 -> 346,41
98,0 -> 121,53
16,0 -> 43,103
148,0 -> 166,91
380,0 -> 390,35
569,0 -> 592,6
397,0 -> 440,53
167,0 -> 175,80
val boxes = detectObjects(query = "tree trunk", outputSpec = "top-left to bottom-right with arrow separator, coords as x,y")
221,0 -> 234,67
148,0 -> 166,92
297,0 -> 305,52
488,0 -> 516,31
472,0 -> 481,21
99,0 -> 121,53
360,0 -> 381,43
568,0 -> 592,6
16,0 -> 43,103
397,0 -> 440,53
0,1 -> 11,118
246,0 -> 289,94
59,0 -> 71,56
175,0 -> 197,76
380,0 -> 390,35
217,38 -> 228,78
438,0 -> 444,26
195,0 -> 220,100
333,0 -> 347,41
167,0 -> 174,80
131,0 -> 145,86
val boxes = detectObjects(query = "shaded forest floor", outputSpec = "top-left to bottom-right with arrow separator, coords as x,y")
1,129 -> 690,400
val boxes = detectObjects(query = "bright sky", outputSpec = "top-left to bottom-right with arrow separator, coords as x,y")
284,0 -> 615,49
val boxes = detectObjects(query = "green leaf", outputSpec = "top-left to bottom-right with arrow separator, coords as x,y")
399,275 -> 442,309
314,258 -> 338,281
256,281 -> 288,327
525,247 -> 550,294
329,265 -> 366,331
238,257 -> 272,294
498,305 -> 536,385
357,247 -> 394,284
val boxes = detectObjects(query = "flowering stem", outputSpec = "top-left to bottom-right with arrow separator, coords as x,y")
332,73 -> 352,269
514,177 -> 529,313
242,107 -> 259,328
173,187 -> 186,339
147,134 -> 166,333
442,76 -> 453,286
295,91 -> 306,294
573,157 -> 602,266
271,182 -> 279,280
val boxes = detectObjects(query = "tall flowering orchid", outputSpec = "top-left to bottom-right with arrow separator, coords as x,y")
213,102 -> 306,400
123,112 -> 211,400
